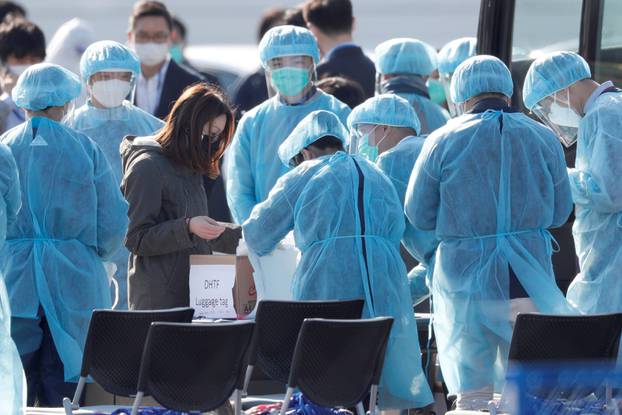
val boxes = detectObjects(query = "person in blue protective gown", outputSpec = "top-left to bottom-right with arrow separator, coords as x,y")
0,63 -> 128,406
374,38 -> 449,134
522,51 -> 622,317
0,143 -> 25,413
348,93 -> 435,305
65,40 -> 163,309
226,25 -> 351,224
405,55 -> 576,410
243,110 -> 434,411
437,37 -> 477,117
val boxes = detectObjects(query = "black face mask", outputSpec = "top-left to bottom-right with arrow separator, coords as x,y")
201,133 -> 220,157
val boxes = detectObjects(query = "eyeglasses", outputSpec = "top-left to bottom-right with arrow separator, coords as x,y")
134,31 -> 170,43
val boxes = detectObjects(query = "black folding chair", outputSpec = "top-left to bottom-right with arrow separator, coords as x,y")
280,317 -> 394,415
508,312 -> 622,362
489,312 -> 622,414
130,321 -> 255,415
62,307 -> 194,413
243,299 -> 364,394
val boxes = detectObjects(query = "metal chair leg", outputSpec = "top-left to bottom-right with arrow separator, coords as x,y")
369,384 -> 378,415
233,389 -> 242,415
356,402 -> 365,415
280,387 -> 295,415
130,391 -> 144,415
243,365 -> 254,396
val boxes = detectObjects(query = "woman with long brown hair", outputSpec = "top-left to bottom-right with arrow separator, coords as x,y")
121,83 -> 241,310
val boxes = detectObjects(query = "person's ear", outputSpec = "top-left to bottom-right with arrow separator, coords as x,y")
301,148 -> 314,161
127,31 -> 134,43
351,16 -> 356,33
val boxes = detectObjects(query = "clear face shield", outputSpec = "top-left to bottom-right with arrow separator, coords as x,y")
265,55 -> 316,103
87,69 -> 136,109
349,123 -> 390,162
532,88 -> 581,148
440,72 -> 461,117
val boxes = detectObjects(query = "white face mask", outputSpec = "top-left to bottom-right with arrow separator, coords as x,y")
91,79 -> 132,108
132,42 -> 169,66
8,64 -> 29,77
548,101 -> 581,128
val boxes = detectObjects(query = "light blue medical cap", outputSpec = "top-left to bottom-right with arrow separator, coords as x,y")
522,51 -> 591,110
279,110 -> 349,166
347,94 -> 421,135
80,40 -> 140,82
450,55 -> 513,104
12,63 -> 82,111
374,38 -> 437,76
438,37 -> 477,75
259,25 -> 320,69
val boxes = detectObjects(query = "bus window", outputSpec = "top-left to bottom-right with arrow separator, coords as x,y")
594,0 -> 622,84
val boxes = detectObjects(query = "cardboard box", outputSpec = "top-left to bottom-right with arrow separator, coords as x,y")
189,255 -> 257,319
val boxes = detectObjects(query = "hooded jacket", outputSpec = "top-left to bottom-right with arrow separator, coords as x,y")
121,135 -> 241,309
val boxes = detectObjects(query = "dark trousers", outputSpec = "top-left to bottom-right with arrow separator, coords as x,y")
20,315 -> 78,407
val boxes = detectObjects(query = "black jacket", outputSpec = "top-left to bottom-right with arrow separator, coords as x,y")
317,45 -> 376,98
146,59 -> 204,120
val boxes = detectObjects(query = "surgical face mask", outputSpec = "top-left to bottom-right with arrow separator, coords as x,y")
7,64 -> 29,77
132,42 -> 169,66
355,125 -> 389,162
270,67 -> 310,97
90,79 -> 132,108
426,78 -> 447,106
548,101 -> 581,128
533,92 -> 581,148
169,44 -> 183,64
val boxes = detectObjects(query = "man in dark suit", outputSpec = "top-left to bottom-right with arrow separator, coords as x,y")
303,0 -> 376,98
128,1 -> 230,221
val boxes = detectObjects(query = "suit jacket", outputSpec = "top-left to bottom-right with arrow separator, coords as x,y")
317,45 -> 376,98
152,59 -> 204,119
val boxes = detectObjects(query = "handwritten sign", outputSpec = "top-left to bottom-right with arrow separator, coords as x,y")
189,256 -> 236,319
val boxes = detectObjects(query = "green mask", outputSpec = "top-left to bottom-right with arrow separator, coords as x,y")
357,135 -> 379,162
169,44 -> 184,64
270,67 -> 310,97
426,78 -> 447,106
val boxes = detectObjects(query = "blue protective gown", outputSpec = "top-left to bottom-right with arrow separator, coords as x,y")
226,90 -> 351,224
0,117 -> 128,381
65,100 -> 163,309
405,105 -> 576,394
0,143 -> 25,412
399,92 -> 449,134
566,91 -> 622,315
243,152 -> 433,409
376,135 -> 437,303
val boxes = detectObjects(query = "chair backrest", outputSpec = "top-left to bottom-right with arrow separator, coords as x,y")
288,317 -> 393,408
81,307 -> 194,396
508,313 -> 622,362
137,321 -> 255,412
249,299 -> 364,384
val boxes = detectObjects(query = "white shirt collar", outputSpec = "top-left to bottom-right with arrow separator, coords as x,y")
584,80 -> 615,114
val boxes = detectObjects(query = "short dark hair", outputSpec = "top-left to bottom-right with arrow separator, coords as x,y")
291,135 -> 344,166
0,1 -> 25,23
282,7 -> 306,28
0,19 -> 45,64
129,1 -> 173,32
257,8 -> 285,43
317,76 -> 365,109
171,15 -> 186,40
303,0 -> 353,35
